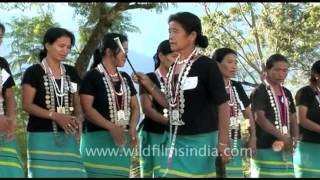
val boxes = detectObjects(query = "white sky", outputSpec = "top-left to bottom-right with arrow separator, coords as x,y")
0,3 -> 229,57
0,3 -> 237,75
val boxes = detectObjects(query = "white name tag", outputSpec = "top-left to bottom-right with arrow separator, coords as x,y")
316,95 -> 320,106
1,69 -> 10,86
182,76 -> 198,90
70,82 -> 78,93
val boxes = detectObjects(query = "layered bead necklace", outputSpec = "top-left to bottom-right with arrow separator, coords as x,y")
264,80 -> 290,135
226,80 -> 246,150
155,68 -> 168,118
41,59 -> 74,146
0,69 -> 3,116
315,86 -> 320,107
0,70 -> 4,145
164,49 -> 199,170
97,63 -> 131,128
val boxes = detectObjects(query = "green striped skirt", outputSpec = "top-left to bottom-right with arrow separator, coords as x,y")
0,135 -> 25,178
158,131 -> 218,178
251,148 -> 295,178
294,141 -> 320,178
140,131 -> 164,178
80,131 -> 133,178
226,140 -> 245,178
27,132 -> 87,178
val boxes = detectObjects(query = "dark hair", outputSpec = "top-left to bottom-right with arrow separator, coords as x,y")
153,40 -> 173,70
265,53 -> 289,70
91,33 -> 128,70
168,12 -> 208,48
0,23 -> 5,34
39,27 -> 75,61
310,60 -> 320,84
211,48 -> 237,63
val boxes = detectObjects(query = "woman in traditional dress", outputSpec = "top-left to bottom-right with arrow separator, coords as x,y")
139,40 -> 177,178
294,60 -> 320,178
212,48 -> 256,178
0,22 -> 25,178
22,27 -> 86,178
250,54 -> 299,178
133,12 -> 231,178
79,33 -> 140,178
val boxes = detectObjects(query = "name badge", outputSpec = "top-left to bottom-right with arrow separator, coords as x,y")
1,69 -> 10,86
70,82 -> 78,93
182,76 -> 198,90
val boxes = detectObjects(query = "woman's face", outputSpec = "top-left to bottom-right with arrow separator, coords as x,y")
218,53 -> 238,79
114,41 -> 128,68
168,21 -> 195,53
159,52 -> 179,69
266,61 -> 289,84
46,36 -> 72,62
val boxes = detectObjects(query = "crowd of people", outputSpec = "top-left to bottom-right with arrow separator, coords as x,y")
0,11 -> 319,178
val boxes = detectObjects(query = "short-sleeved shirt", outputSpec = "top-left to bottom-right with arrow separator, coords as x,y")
0,57 -> 15,96
79,69 -> 137,132
251,84 -> 296,149
21,64 -> 80,132
167,55 -> 229,135
139,72 -> 167,134
295,86 -> 320,144
230,80 -> 251,139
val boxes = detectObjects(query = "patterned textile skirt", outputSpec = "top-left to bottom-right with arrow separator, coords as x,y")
294,141 -> 320,178
158,131 -> 218,178
27,132 -> 87,178
226,140 -> 246,178
80,131 -> 133,178
251,148 -> 295,178
0,135 -> 25,178
139,131 -> 164,178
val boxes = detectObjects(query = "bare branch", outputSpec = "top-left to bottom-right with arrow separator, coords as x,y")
248,3 -> 264,66
237,53 -> 259,84
221,10 -> 258,61
215,20 -> 261,73
111,2 -> 157,12
230,27 -> 256,57
202,4 -> 260,82
238,3 -> 252,28
111,2 -> 130,12
75,2 -> 163,76
127,2 -> 158,10
203,7 -> 260,73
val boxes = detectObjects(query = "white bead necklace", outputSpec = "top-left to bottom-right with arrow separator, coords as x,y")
175,50 -> 196,65
264,80 -> 290,135
109,73 -> 118,78
41,59 -> 74,146
42,59 -> 67,111
163,49 -> 199,175
155,68 -> 168,118
227,81 -> 245,150
97,63 -> 131,128
0,69 -> 4,145
0,69 -> 4,116
314,85 -> 320,107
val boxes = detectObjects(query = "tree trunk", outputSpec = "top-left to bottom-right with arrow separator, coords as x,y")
75,20 -> 107,78
74,3 -> 159,78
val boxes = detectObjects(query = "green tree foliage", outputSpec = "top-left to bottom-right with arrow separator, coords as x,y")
69,3 -> 140,56
8,14 -> 58,80
4,6 -> 58,167
202,3 -> 320,88
70,3 -> 168,77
